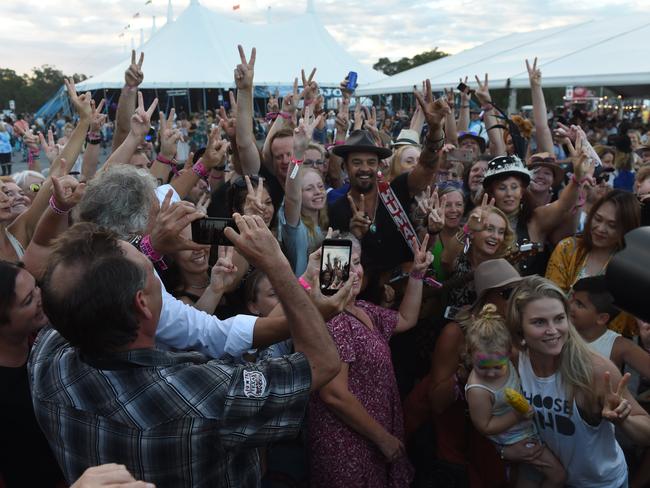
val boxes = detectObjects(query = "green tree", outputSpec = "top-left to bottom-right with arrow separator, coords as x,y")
0,65 -> 88,113
373,48 -> 449,76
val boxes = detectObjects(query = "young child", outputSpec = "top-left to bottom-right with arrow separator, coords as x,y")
569,276 -> 650,379
464,304 -> 566,487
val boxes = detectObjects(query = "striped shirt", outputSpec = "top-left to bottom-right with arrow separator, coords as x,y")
28,326 -> 311,487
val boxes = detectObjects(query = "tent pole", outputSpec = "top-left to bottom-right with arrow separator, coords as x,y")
508,88 -> 517,115
188,92 -> 192,115
202,89 -> 207,113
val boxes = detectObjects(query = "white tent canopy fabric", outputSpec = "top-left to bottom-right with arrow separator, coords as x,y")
357,16 -> 650,96
77,0 -> 382,91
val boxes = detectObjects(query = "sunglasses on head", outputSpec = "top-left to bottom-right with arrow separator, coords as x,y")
437,180 -> 464,191
530,157 -> 556,164
304,159 -> 325,167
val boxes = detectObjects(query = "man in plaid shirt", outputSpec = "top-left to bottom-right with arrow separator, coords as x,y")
29,215 -> 342,487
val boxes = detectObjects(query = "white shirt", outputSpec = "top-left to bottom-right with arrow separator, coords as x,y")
152,184 -> 257,358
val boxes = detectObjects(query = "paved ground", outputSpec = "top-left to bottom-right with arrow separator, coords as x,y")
8,146 -> 112,175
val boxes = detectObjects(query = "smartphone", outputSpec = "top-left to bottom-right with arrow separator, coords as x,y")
319,239 -> 352,296
346,71 -> 358,92
447,148 -> 475,163
191,217 -> 237,246
444,305 -> 461,320
456,82 -> 474,95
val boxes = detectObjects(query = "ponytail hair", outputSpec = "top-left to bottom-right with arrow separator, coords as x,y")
464,303 -> 511,357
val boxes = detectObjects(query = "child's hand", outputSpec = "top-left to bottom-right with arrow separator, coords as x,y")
522,406 -> 535,420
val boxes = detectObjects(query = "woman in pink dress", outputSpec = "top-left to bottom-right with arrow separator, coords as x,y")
309,233 -> 433,487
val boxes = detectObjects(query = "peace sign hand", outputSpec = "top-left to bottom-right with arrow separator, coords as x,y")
301,68 -> 319,104
219,92 -> 237,139
125,50 -> 144,88
444,87 -> 456,109
427,190 -> 447,235
159,108 -> 182,159
281,78 -> 303,114
130,91 -> 158,138
602,371 -> 633,423
89,99 -> 106,132
235,45 -> 256,90
243,175 -> 267,218
411,234 -> 434,274
353,101 -> 364,131
210,246 -> 239,293
348,193 -> 372,239
39,129 -> 61,163
294,105 -> 323,156
413,79 -> 451,130
459,76 -> 471,103
467,193 -> 495,232
64,78 -> 93,120
525,57 -> 542,87
336,97 -> 351,132
473,73 -> 492,106
202,126 -> 229,169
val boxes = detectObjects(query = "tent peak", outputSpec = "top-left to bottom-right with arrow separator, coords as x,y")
306,0 -> 315,14
167,0 -> 174,23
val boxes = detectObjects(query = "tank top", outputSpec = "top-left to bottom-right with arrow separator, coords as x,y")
587,329 -> 620,360
465,361 -> 537,445
5,228 -> 24,260
518,351 -> 627,487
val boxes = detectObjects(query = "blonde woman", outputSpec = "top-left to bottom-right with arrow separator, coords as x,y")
280,108 -> 328,275
504,275 -> 650,487
385,144 -> 421,182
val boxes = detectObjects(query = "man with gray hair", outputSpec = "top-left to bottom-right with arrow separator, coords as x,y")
76,164 -> 287,358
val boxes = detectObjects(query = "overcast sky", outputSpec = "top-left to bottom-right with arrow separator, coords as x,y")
1,0 -> 644,77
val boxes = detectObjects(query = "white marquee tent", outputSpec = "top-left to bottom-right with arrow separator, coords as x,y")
357,16 -> 650,96
76,0 -> 383,91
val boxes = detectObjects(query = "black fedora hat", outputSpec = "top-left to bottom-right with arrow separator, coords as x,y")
331,130 -> 392,159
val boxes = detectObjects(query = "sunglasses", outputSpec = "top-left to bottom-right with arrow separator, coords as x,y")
304,159 -> 325,167
231,174 -> 261,188
530,157 -> 556,164
437,180 -> 464,191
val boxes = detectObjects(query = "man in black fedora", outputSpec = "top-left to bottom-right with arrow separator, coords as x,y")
328,81 -> 451,300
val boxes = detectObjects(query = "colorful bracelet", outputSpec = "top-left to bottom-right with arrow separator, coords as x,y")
193,160 -> 210,180
156,153 -> 180,176
571,174 -> 589,186
409,271 -> 425,281
298,277 -> 312,292
49,195 -> 70,215
139,234 -> 167,270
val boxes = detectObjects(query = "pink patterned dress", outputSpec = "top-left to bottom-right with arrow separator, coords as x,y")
308,300 -> 414,488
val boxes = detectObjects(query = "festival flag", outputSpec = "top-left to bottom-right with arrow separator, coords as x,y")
124,24 -> 131,30
145,0 -> 153,4
232,4 -> 240,10
133,12 -> 140,18
118,32 -> 125,38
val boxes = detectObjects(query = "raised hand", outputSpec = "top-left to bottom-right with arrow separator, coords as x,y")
353,100 -> 364,131
281,78 -> 303,114
51,174 -> 86,212
443,87 -> 456,110
413,79 -> 451,130
294,105 -> 323,156
347,193 -> 371,239
22,129 -> 40,153
210,246 -> 239,293
459,76 -> 471,104
335,97 -> 351,133
474,73 -> 492,106
602,371 -> 633,423
224,213 -> 285,271
219,92 -> 237,139
64,78 -> 92,120
555,122 -> 578,144
301,67 -> 319,104
243,175 -> 267,218
411,234 -> 433,274
467,192 -> 495,232
428,190 -> 447,234
39,129 -> 62,163
201,126 -> 228,169
267,91 -> 280,113
125,49 -> 144,88
130,91 -> 158,139
573,126 -> 598,182
149,189 -> 208,254
339,74 -> 356,98
89,99 -> 107,133
234,45 -> 256,91
158,108 -> 182,159
525,57 -> 542,87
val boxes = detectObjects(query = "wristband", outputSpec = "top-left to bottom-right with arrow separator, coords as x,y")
571,173 -> 588,186
409,271 -> 425,281
460,104 -> 470,108
86,134 -> 101,145
425,136 -> 445,152
298,277 -> 312,292
289,158 -> 304,180
49,195 -> 70,215
193,160 -> 210,180
279,111 -> 292,120
156,153 -> 180,176
303,99 -> 314,106
87,131 -> 101,139
139,235 -> 167,270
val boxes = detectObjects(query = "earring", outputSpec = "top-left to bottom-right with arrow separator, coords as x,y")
520,339 -> 526,347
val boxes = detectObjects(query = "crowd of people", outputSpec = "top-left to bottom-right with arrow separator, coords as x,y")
1,44 -> 650,488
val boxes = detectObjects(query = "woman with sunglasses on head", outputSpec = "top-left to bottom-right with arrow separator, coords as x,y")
279,111 -> 328,275
504,275 -> 650,487
546,189 -> 640,336
440,194 -> 515,310
426,259 -> 521,487
385,144 -> 421,183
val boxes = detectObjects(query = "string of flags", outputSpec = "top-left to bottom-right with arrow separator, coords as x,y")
118,0 -> 153,38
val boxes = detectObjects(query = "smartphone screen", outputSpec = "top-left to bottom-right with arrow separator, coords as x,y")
191,217 -> 237,246
320,239 -> 352,296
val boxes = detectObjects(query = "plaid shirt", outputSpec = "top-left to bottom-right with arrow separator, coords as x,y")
28,327 -> 311,487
